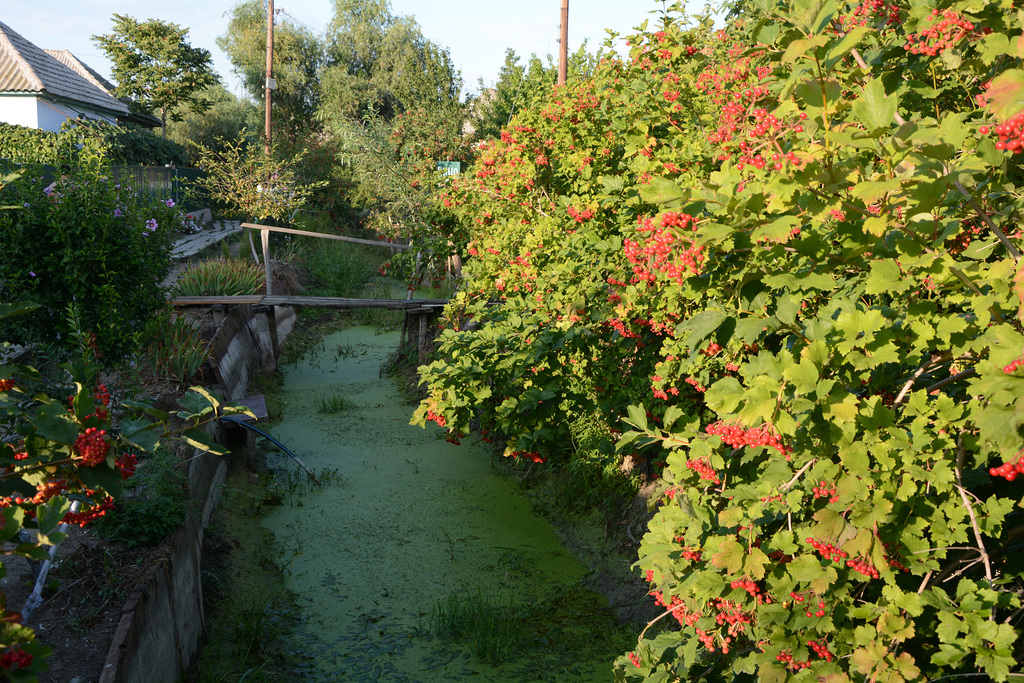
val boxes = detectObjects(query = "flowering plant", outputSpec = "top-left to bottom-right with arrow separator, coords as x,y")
0,153 -> 178,359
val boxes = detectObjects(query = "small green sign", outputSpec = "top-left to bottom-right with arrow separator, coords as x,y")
436,161 -> 461,176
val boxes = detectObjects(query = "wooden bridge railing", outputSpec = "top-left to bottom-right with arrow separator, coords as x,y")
242,222 -> 410,296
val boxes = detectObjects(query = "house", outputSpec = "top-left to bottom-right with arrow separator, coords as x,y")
0,20 -> 159,133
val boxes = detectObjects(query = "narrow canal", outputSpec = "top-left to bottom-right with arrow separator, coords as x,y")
257,323 -> 630,681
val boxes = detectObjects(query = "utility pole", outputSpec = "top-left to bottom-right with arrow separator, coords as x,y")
265,0 -> 275,154
557,0 -> 568,86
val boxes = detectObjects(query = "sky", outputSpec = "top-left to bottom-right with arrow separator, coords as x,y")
5,0 -> 679,100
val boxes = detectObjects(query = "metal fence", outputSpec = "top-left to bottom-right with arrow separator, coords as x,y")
109,166 -> 206,211
9,162 -> 207,212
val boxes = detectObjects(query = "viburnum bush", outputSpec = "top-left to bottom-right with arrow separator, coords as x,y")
413,0 -> 1024,680
0,302 -> 250,681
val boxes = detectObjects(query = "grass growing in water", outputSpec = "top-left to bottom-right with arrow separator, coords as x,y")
430,589 -> 525,664
314,394 -> 349,414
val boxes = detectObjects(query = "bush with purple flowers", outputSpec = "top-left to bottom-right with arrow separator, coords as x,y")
0,153 -> 180,358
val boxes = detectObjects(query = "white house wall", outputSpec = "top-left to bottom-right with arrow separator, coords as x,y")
0,94 -> 120,133
0,94 -> 40,128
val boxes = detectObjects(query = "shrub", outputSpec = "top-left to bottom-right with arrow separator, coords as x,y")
91,448 -> 187,548
0,153 -> 179,359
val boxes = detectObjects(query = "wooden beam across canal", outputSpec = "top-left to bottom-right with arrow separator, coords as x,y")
170,295 -> 447,310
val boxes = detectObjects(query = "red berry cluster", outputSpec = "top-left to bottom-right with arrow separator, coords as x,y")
846,555 -> 881,579
804,599 -> 828,618
73,428 -> 109,466
812,481 -> 839,503
884,542 -> 910,573
707,84 -> 807,174
805,537 -> 849,562
685,457 -> 720,483
807,638 -> 835,662
838,0 -> 900,30
989,450 -> 1024,481
706,420 -> 791,456
980,112 -> 1024,155
444,431 -> 464,445
116,452 -> 138,480
701,342 -> 722,356
681,547 -> 703,562
425,410 -> 446,427
904,9 -> 977,56
628,652 -> 642,668
730,578 -> 770,603
1004,355 -> 1024,374
509,450 -> 545,463
0,647 -> 32,670
94,383 -> 110,421
624,212 -> 704,285
776,650 -> 811,671
0,379 -> 13,392
62,495 -> 115,528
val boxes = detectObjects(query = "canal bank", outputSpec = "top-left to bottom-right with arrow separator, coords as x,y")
245,322 -> 634,681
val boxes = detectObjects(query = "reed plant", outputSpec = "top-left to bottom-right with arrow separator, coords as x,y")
145,312 -> 211,385
170,257 -> 265,297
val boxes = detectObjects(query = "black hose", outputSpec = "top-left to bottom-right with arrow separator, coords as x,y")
221,415 -> 320,484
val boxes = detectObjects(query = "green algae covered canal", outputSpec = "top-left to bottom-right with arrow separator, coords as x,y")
256,324 -> 633,681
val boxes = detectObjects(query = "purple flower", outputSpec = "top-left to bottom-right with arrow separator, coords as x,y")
29,271 -> 36,278
43,186 -> 53,196
22,203 -> 29,208
114,208 -> 123,218
165,198 -> 175,208
146,218 -> 158,231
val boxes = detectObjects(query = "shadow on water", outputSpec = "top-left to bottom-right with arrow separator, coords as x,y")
259,324 -> 632,682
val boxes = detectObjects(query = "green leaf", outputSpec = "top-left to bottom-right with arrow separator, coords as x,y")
677,310 -> 727,349
31,404 -> 79,445
851,178 -> 900,204
987,69 -> 1024,121
0,301 -> 40,321
710,538 -> 745,575
180,427 -> 227,455
795,78 -> 843,110
639,177 -> 686,206
852,78 -> 898,132
120,418 -> 160,453
36,496 -> 71,545
824,26 -> 872,69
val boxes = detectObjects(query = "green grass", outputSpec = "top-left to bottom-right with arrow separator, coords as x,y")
314,394 -> 349,414
429,589 -> 526,664
171,258 -> 265,297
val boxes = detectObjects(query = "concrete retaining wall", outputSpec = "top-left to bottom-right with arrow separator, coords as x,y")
98,304 -> 294,683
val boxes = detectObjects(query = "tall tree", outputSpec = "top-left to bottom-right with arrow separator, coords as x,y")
93,15 -> 218,138
320,0 -> 462,123
166,83 -> 261,158
218,1 -> 325,138
470,44 -> 601,142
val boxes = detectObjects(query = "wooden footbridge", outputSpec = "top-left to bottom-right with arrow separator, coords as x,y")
169,223 -> 450,360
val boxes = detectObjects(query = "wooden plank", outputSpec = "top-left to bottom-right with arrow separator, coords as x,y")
241,223 -> 411,250
231,395 -> 268,422
171,294 -> 447,310
262,295 -> 446,310
171,296 -> 263,306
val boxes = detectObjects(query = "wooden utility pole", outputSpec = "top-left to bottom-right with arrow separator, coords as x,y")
264,0 -> 274,154
558,0 -> 568,86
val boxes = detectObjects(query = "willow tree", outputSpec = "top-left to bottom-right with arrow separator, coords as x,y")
320,0 -> 462,123
217,1 -> 326,139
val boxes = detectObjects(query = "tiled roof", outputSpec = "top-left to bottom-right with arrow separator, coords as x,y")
47,48 -> 162,127
0,20 -> 129,115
